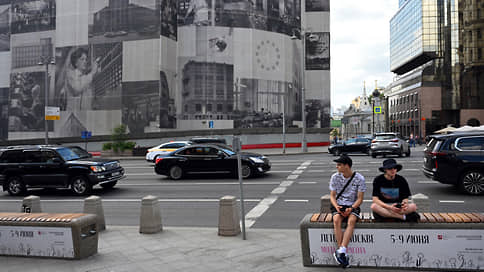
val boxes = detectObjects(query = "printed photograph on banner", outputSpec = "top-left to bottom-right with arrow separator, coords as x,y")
55,43 -> 123,137
160,0 -> 177,40
179,60 -> 234,122
306,0 -> 329,12
306,98 -> 330,128
8,72 -> 45,131
306,32 -> 330,70
159,71 -> 176,128
233,78 -> 300,129
0,3 -> 10,51
11,0 -> 56,34
88,0 -> 160,44
0,87 -> 8,139
178,0 -> 212,26
121,80 -> 160,135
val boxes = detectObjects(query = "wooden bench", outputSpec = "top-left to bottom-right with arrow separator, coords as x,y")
300,212 -> 484,270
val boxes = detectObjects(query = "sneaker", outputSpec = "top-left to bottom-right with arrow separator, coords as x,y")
333,251 -> 350,268
406,212 -> 420,222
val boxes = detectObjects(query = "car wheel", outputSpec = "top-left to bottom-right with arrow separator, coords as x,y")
334,149 -> 341,156
371,153 -> 377,158
460,170 -> 484,195
241,164 -> 252,179
6,176 -> 26,196
71,176 -> 92,196
398,147 -> 403,157
364,148 -> 370,155
405,147 -> 411,157
169,165 -> 183,180
100,181 -> 117,189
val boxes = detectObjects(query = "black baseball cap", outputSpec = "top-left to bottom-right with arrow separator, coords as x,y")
333,154 -> 352,167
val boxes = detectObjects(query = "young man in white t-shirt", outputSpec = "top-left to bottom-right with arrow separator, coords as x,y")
329,154 -> 366,268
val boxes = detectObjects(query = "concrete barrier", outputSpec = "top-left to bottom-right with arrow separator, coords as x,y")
218,196 -> 241,236
83,195 -> 106,231
139,195 -> 162,234
320,194 -> 331,213
22,195 -> 41,213
411,193 -> 429,213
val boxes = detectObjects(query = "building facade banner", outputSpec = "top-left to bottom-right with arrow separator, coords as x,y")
308,228 -> 484,270
0,226 -> 74,258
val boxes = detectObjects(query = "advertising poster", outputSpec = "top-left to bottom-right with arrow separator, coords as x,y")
0,2 -> 10,52
306,0 -> 329,12
0,226 -> 74,258
11,0 -> 56,34
306,32 -> 330,70
308,228 -> 484,270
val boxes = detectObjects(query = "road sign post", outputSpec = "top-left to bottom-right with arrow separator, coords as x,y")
232,136 -> 246,240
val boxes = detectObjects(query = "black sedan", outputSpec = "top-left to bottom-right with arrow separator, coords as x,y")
328,138 -> 371,156
154,144 -> 271,179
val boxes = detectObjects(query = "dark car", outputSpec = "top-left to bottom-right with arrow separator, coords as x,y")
422,132 -> 484,195
0,146 -> 125,196
328,138 -> 371,156
189,137 -> 227,144
154,144 -> 271,179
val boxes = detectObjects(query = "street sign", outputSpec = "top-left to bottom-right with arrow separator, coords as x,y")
374,106 -> 382,114
45,106 -> 60,120
208,120 -> 214,128
81,131 -> 92,139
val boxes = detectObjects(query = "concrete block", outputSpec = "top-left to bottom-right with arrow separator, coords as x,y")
218,195 -> 240,236
139,195 -> 162,234
411,193 -> 429,213
21,195 -> 41,213
83,195 -> 106,231
320,194 -> 331,213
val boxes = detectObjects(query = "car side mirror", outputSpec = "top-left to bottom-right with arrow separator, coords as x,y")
218,152 -> 225,158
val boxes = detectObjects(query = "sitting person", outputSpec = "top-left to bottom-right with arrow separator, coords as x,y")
371,159 -> 420,222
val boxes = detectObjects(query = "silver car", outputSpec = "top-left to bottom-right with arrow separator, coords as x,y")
370,133 -> 410,158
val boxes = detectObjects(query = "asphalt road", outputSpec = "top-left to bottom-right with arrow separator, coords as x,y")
0,151 -> 482,228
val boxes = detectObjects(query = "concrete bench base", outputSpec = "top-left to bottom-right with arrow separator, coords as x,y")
300,213 -> 484,270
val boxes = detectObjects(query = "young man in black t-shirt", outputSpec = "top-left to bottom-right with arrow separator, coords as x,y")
371,159 -> 419,222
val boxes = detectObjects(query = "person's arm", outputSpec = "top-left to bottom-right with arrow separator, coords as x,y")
65,69 -> 93,97
330,190 -> 342,214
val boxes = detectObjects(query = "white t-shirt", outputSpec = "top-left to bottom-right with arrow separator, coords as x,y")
329,172 -> 366,206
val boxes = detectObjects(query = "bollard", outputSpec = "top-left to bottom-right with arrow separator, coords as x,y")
139,195 -> 162,234
218,195 -> 241,236
22,195 -> 41,213
320,194 -> 331,213
83,195 -> 106,231
411,193 -> 429,213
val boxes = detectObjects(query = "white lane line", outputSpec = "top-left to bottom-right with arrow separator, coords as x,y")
268,170 -> 293,173
297,166 -> 307,170
0,199 -> 262,203
292,170 -> 304,174
363,199 -> 373,202
117,182 -> 281,186
284,199 -> 309,203
123,167 -> 154,169
299,181 -> 317,184
439,200 -> 465,204
244,160 -> 312,228
402,169 -> 420,171
418,180 -> 439,184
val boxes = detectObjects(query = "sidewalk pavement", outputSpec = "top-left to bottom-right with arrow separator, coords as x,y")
1,226 -> 440,272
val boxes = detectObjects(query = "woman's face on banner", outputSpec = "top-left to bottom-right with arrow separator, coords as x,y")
76,53 -> 88,71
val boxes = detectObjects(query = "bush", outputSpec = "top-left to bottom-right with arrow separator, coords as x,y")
102,142 -> 112,151
104,124 -> 136,152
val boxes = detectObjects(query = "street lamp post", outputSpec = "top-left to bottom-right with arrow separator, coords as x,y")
291,30 -> 308,152
372,89 -> 380,135
38,56 -> 55,145
282,89 -> 286,154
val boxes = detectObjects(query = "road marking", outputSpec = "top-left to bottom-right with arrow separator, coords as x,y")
299,181 -> 317,184
418,180 -> 439,184
363,199 -> 373,202
0,199 -> 262,203
123,167 -> 154,169
297,166 -> 307,170
439,200 -> 465,204
284,199 -> 309,203
117,182 -> 281,186
244,160 -> 312,228
402,169 -> 420,171
292,170 -> 304,174
266,170 -> 292,173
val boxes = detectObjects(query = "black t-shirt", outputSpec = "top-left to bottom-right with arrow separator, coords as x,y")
372,174 -> 411,203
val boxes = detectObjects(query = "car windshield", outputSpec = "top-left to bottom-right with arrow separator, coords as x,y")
57,147 -> 81,161
375,134 -> 396,140
69,146 -> 91,158
222,148 -> 235,156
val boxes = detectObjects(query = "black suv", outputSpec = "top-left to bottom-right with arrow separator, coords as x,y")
0,146 -> 125,196
422,132 -> 484,195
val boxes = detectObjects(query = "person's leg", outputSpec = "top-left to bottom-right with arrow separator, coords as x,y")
332,214 -> 343,247
371,203 -> 404,220
341,215 -> 357,248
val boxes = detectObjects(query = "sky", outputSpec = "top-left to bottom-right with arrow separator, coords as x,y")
330,1 -> 400,111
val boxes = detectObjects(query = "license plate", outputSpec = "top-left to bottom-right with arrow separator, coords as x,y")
112,171 -> 121,177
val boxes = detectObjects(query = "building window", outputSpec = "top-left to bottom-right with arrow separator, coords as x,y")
195,104 -> 202,112
207,104 -> 212,112
479,48 -> 483,60
217,104 -> 223,112
478,29 -> 482,39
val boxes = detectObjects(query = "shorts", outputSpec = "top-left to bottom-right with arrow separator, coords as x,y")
330,205 -> 361,219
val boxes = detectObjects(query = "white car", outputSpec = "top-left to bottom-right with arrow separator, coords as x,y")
145,141 -> 192,162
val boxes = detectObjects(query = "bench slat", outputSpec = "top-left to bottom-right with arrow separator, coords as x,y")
421,213 -> 435,223
464,213 -> 482,223
432,213 -> 446,223
319,213 -> 329,222
470,213 -> 484,223
417,213 -> 428,223
439,213 -> 455,223
310,213 -> 321,222
324,213 -> 333,223
447,213 -> 464,223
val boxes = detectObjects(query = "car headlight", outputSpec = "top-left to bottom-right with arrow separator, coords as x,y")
249,157 -> 264,164
90,165 -> 106,172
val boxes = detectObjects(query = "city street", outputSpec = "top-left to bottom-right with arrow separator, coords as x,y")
0,150 -> 482,229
